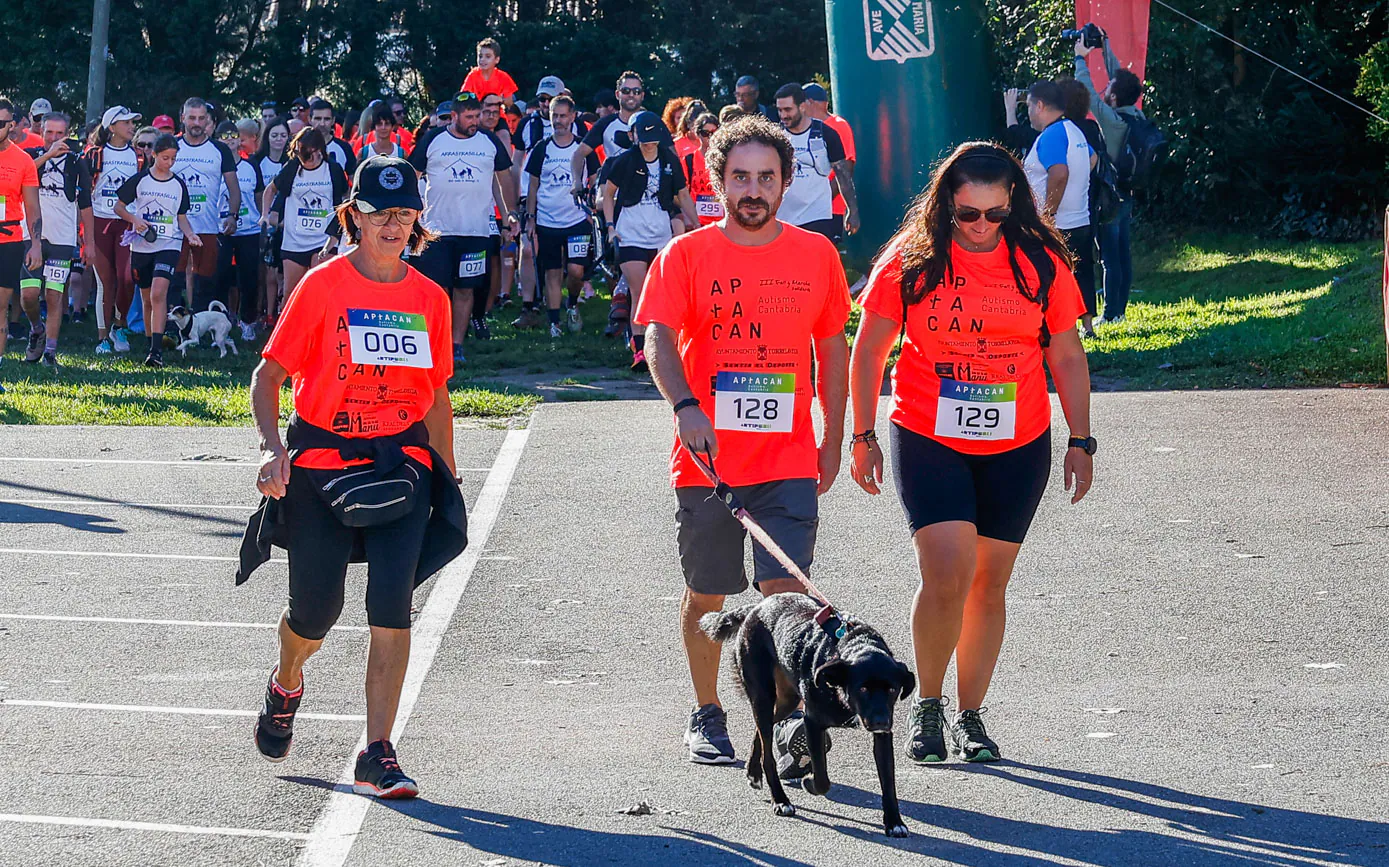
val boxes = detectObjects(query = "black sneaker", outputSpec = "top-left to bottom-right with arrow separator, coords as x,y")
471,317 -> 491,340
684,703 -> 736,764
40,351 -> 58,371
950,708 -> 1001,762
906,697 -> 950,763
773,710 -> 832,780
253,670 -> 302,763
23,329 -> 43,363
353,739 -> 419,799
144,348 -> 163,368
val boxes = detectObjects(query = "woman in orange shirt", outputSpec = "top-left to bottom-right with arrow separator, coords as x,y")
848,142 -> 1094,766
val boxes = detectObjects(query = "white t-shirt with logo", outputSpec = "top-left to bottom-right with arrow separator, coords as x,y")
174,138 -> 237,235
219,158 -> 263,238
779,119 -> 845,227
116,170 -> 190,253
616,160 -> 671,250
90,143 -> 140,221
274,161 -> 337,253
408,126 -> 512,238
525,136 -> 598,229
1024,119 -> 1094,231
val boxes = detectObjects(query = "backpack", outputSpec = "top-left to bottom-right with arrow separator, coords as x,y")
1089,146 -> 1122,225
1115,112 -> 1167,192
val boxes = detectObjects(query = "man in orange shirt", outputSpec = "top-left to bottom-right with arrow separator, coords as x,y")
635,116 -> 850,773
0,98 -> 44,390
461,38 -> 518,109
802,83 -> 855,242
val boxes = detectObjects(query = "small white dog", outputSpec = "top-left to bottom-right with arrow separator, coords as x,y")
168,301 -> 239,358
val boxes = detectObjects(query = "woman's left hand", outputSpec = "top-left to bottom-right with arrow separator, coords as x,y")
1064,449 -> 1094,504
851,440 -> 883,495
257,447 -> 291,500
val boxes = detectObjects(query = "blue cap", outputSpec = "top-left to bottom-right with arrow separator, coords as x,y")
802,83 -> 828,102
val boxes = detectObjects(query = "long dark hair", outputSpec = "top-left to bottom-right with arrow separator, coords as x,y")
891,141 -> 1072,313
255,116 -> 292,163
286,125 -> 326,165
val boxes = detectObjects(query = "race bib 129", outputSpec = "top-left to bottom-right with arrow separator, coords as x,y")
714,371 -> 794,433
347,308 -> 433,368
934,379 -> 1017,441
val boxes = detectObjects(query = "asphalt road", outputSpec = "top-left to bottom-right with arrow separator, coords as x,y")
1,389 -> 1386,866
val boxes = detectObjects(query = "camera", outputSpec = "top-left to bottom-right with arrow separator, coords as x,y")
1062,22 -> 1105,49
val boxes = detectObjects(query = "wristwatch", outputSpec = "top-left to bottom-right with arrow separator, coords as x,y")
1067,435 -> 1097,456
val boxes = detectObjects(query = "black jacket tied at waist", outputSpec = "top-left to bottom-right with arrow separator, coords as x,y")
235,415 -> 468,588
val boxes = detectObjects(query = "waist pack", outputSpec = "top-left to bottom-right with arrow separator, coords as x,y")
304,459 -> 423,527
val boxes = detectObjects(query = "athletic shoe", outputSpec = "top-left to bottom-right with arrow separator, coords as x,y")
111,328 -> 131,353
950,708 -> 1001,762
905,697 -> 950,763
772,710 -> 832,780
144,348 -> 163,368
581,282 -> 596,301
254,669 -> 303,763
40,351 -> 59,371
566,306 -> 583,333
685,703 -> 736,764
94,338 -> 113,355
24,330 -> 43,363
498,293 -> 513,307
353,739 -> 419,799
453,344 -> 466,364
471,318 -> 491,340
630,349 -> 648,373
240,322 -> 257,342
511,308 -> 543,330
549,323 -> 562,339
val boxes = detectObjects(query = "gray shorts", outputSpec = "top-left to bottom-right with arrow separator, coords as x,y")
675,478 -> 818,596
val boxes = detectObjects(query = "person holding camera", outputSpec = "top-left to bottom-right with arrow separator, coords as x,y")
1075,26 -> 1147,325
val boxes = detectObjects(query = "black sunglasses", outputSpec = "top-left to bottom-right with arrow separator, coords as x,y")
954,206 -> 1011,224
618,87 -> 644,95
698,127 -> 717,138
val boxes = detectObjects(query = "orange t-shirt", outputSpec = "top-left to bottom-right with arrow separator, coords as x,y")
263,256 -> 454,469
0,142 -> 38,238
857,237 -> 1085,455
18,130 -> 43,150
462,67 -> 519,101
681,149 -> 722,226
822,113 -> 855,217
634,223 -> 851,488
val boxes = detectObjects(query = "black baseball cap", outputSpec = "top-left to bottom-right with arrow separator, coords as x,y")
629,110 -> 664,144
349,156 -> 423,212
290,96 -> 310,109
802,83 -> 829,102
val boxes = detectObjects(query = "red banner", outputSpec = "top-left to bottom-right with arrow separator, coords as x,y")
1075,0 -> 1151,105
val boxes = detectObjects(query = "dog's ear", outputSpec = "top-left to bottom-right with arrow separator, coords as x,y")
896,662 -> 916,702
813,659 -> 848,692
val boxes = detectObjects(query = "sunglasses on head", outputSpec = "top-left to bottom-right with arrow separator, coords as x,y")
954,206 -> 1011,224
619,87 -> 643,95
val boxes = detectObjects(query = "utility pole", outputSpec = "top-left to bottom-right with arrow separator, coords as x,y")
85,0 -> 112,125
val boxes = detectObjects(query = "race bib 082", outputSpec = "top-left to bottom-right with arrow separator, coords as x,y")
347,308 -> 433,368
934,379 -> 1017,441
567,235 -> 590,259
714,371 -> 794,433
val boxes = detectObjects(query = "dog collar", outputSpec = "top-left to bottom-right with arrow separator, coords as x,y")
814,605 -> 847,641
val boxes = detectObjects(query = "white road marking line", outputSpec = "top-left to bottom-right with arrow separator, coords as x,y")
0,613 -> 367,633
0,698 -> 364,721
0,813 -> 312,841
0,547 -> 286,564
298,428 -> 531,867
0,498 -> 257,511
0,456 -> 490,470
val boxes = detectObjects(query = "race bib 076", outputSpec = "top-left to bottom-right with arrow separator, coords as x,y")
459,251 -> 487,278
934,379 -> 1017,441
714,371 -> 795,433
347,308 -> 433,368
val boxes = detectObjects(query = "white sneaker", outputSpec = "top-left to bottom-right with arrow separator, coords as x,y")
111,329 -> 131,353
240,322 -> 257,342
549,323 -> 562,339
566,307 -> 583,333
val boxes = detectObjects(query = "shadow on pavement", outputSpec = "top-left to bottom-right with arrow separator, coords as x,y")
822,760 -> 1389,865
0,502 -> 122,533
0,476 -> 245,527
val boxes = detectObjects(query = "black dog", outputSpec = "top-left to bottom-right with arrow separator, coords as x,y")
700,592 -> 916,837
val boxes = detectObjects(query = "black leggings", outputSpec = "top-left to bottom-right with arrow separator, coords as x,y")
1061,225 -> 1097,318
217,234 -> 260,322
283,462 -> 432,640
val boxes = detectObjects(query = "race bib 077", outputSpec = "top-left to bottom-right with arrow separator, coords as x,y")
347,308 -> 433,368
714,371 -> 794,433
934,379 -> 1017,441
459,251 -> 487,278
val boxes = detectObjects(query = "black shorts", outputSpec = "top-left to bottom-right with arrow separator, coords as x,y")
0,241 -> 25,290
891,423 -> 1052,544
413,234 -> 490,292
617,244 -> 659,266
537,222 -> 593,272
798,218 -> 841,242
130,249 -> 182,290
20,241 -> 77,293
283,461 -> 432,640
281,248 -> 316,268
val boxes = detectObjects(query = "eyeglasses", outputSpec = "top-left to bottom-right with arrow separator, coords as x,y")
135,140 -> 155,148
953,206 -> 1011,224
392,108 -> 406,117
0,118 -> 12,128
618,87 -> 644,95
359,208 -> 419,226
537,95 -> 552,102
698,128 -> 717,138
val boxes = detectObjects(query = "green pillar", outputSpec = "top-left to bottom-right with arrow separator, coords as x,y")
826,0 -> 997,268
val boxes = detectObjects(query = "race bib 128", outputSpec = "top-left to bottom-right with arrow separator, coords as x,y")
347,308 -> 433,368
714,371 -> 795,433
934,378 -> 1017,441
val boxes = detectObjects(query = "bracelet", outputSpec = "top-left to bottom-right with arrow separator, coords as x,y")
673,397 -> 701,415
851,429 -> 877,445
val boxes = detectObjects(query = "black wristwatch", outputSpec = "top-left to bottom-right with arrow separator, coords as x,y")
1068,435 -> 1097,456
673,397 -> 701,415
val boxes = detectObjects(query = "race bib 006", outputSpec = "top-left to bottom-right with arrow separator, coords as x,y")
714,371 -> 794,433
347,308 -> 433,368
934,379 -> 1017,441
567,235 -> 590,259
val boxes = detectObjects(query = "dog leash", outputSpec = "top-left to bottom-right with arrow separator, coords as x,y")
688,447 -> 846,640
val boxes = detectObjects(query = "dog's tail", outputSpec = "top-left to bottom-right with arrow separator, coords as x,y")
699,603 -> 757,643
208,300 -> 227,314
